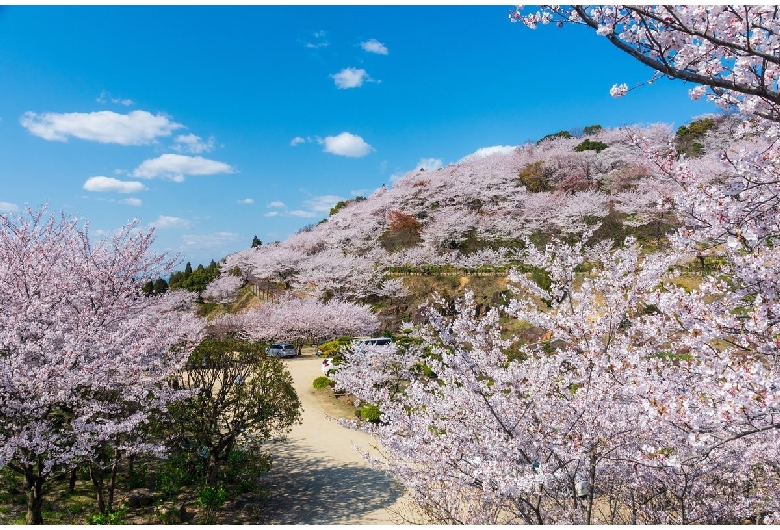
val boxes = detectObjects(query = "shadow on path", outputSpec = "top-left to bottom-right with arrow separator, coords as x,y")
256,439 -> 404,524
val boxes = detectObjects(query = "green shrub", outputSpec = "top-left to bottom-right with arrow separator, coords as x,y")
537,130 -> 572,144
125,465 -> 146,489
675,117 -> 716,157
313,376 -> 334,389
359,404 -> 382,423
197,485 -> 226,524
223,449 -> 271,494
87,504 -> 128,525
317,337 -> 352,358
583,124 -> 602,135
573,139 -> 608,153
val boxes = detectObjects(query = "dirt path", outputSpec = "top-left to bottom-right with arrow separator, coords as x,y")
255,352 -> 408,524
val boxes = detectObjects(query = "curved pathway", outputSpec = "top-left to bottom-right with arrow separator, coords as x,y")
256,352 -> 408,524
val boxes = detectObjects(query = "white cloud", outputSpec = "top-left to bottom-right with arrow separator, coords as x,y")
96,90 -> 133,106
415,158 -> 444,172
459,145 -> 518,162
361,39 -> 388,55
121,198 -> 142,206
290,136 -> 306,146
288,210 -> 317,218
83,176 -> 147,193
267,200 -> 286,209
0,201 -> 19,213
150,215 -> 191,229
351,188 -> 369,197
389,157 -> 444,184
181,231 -> 240,248
20,110 -> 182,145
264,211 -> 280,217
238,198 -> 254,205
172,133 -> 215,154
331,67 -> 371,89
319,132 -> 373,157
132,154 -> 235,181
304,194 -> 345,213
305,31 -> 329,48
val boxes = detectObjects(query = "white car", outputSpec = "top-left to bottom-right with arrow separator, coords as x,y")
321,357 -> 338,376
267,343 -> 297,358
321,337 -> 393,376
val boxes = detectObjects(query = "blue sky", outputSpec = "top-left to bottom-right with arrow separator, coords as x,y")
0,5 -> 718,268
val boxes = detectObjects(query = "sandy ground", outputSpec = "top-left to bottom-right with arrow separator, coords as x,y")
255,351 -> 409,524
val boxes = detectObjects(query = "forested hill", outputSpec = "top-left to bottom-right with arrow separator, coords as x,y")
218,115 -> 744,307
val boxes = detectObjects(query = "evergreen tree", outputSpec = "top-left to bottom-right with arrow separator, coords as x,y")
251,235 -> 262,248
153,277 -> 169,294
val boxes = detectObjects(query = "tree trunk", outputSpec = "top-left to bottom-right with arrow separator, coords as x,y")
90,462 -> 106,514
68,467 -> 78,493
206,452 -> 220,486
24,467 -> 45,525
108,448 -> 121,512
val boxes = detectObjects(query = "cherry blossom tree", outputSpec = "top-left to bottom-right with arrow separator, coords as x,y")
203,271 -> 244,304
512,6 -> 780,121
211,296 -> 380,353
0,207 -> 203,523
333,6 -> 780,525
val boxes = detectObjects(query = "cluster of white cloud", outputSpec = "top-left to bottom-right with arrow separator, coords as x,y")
305,30 -> 329,49
237,198 -> 254,205
293,36 -> 389,159
263,195 -> 345,219
290,132 -> 374,158
182,231 -> 240,248
0,201 -> 19,213
320,132 -> 374,157
96,90 -> 133,106
132,154 -> 234,182
20,110 -> 182,145
172,133 -> 215,154
361,38 -> 388,55
332,67 -> 372,89
83,176 -> 146,193
151,215 -> 192,229
458,145 -> 518,162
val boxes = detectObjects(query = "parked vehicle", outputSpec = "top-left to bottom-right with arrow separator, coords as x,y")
356,337 -> 392,347
321,337 -> 393,376
266,343 -> 297,358
321,357 -> 338,376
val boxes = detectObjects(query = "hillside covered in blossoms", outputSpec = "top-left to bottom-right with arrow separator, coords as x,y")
218,115 -> 743,308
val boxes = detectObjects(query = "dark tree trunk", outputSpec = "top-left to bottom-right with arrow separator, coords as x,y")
207,453 -> 220,487
90,461 -> 106,514
24,467 -> 45,525
68,467 -> 78,493
108,448 -> 121,512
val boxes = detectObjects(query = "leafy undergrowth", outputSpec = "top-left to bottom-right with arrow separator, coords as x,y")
0,451 -> 271,525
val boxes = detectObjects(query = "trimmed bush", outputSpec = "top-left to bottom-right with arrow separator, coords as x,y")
359,404 -> 382,423
313,376 -> 333,389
